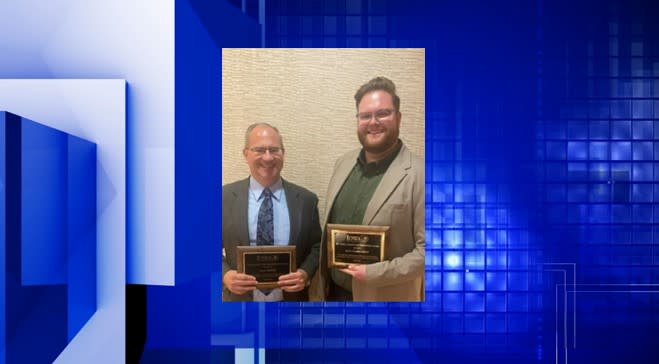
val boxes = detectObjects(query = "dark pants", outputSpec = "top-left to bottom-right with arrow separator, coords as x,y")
328,282 -> 353,301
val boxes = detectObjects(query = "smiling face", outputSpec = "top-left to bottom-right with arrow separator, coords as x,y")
356,89 -> 401,159
243,125 -> 284,187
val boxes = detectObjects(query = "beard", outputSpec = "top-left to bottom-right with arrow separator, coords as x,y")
358,127 -> 399,155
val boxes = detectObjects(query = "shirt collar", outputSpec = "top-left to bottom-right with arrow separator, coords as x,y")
249,176 -> 284,202
357,139 -> 403,173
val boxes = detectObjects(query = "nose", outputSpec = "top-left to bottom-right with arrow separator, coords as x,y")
368,115 -> 382,125
262,150 -> 274,160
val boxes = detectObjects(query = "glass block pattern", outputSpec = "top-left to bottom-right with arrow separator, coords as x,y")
213,1 -> 659,363
538,0 -> 659,362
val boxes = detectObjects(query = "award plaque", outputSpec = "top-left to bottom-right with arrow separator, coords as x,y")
326,224 -> 389,268
236,245 -> 296,289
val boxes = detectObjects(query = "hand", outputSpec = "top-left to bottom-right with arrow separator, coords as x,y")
223,270 -> 257,295
278,269 -> 308,292
339,264 -> 367,281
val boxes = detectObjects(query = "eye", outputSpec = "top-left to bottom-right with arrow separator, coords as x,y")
358,113 -> 372,121
375,109 -> 393,119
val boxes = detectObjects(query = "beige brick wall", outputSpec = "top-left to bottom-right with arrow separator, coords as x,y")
222,48 -> 425,222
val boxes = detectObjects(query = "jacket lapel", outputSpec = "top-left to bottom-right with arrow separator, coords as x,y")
362,145 -> 411,225
283,179 -> 301,245
323,149 -> 361,226
232,178 -> 250,245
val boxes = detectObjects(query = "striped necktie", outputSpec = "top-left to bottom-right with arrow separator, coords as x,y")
256,188 -> 274,246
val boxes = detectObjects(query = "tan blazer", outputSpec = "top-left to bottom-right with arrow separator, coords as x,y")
314,143 -> 425,301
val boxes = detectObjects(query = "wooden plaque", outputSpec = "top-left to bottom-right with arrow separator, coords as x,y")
326,224 -> 389,269
236,245 -> 296,289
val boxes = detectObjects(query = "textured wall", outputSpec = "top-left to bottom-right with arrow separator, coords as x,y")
222,48 -> 425,222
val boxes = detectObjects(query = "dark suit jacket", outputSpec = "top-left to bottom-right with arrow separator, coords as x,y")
222,177 -> 321,301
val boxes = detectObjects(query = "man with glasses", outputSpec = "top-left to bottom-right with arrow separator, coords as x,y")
315,77 -> 425,301
222,123 -> 321,301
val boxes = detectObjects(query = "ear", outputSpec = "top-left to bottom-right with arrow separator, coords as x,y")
243,148 -> 249,161
396,111 -> 402,127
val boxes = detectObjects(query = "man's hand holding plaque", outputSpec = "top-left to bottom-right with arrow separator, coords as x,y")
236,245 -> 297,289
326,224 -> 389,270
339,264 -> 367,281
222,270 -> 257,295
278,269 -> 309,292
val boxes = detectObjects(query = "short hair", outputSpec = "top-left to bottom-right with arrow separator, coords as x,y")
244,122 -> 285,150
354,76 -> 400,111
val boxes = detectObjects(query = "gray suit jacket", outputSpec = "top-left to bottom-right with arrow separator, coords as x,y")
222,177 -> 321,301
314,143 -> 425,301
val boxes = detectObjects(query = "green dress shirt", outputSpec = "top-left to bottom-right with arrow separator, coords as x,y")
328,140 -> 402,291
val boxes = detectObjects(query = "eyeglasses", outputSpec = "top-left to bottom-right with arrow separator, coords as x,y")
247,146 -> 284,155
356,109 -> 397,122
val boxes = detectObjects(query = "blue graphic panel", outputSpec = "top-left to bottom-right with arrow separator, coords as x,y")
0,110 -> 4,364
0,111 -> 96,363
0,79 -> 125,364
0,0 -> 173,287
66,134 -> 97,341
144,0 -> 223,355
21,118 -> 68,285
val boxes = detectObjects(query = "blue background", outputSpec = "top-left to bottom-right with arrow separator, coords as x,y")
181,0 -> 659,363
2,0 -> 659,363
